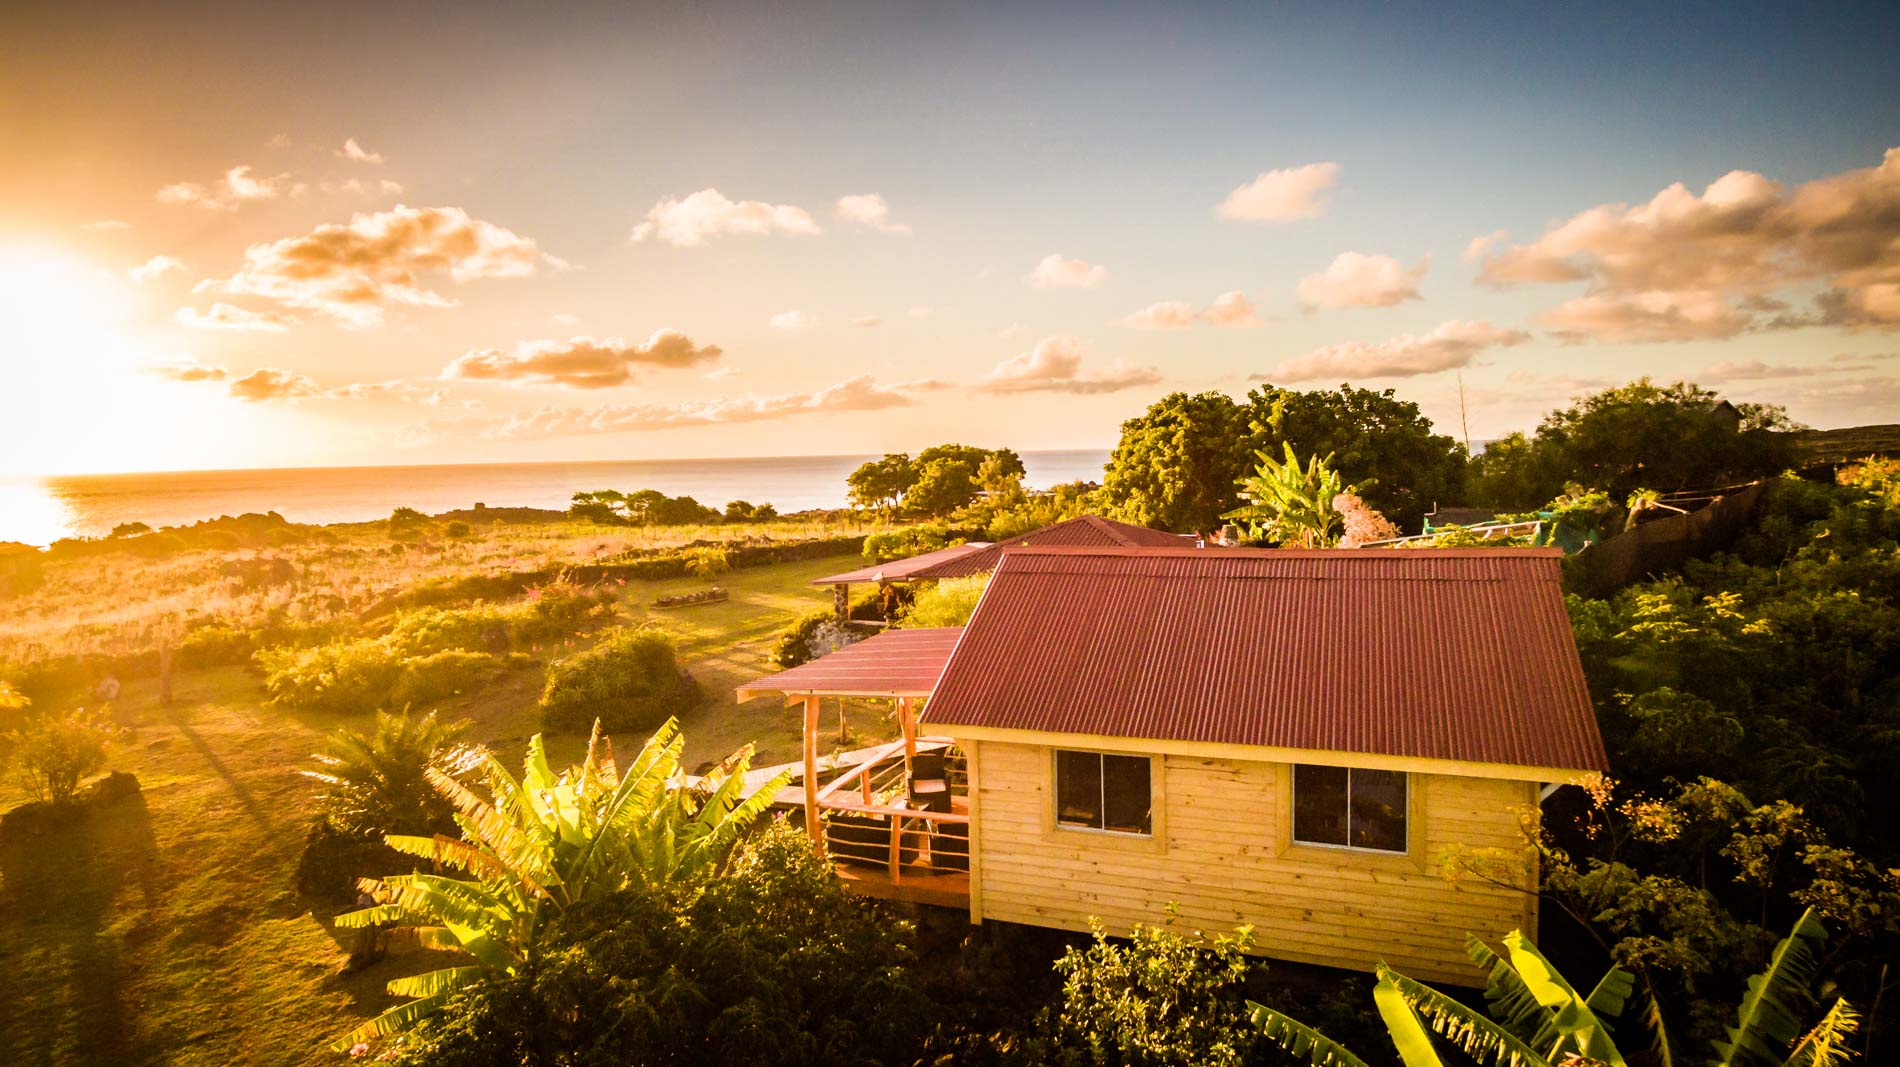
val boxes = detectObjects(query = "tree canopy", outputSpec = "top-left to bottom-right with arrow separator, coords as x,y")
845,444 -> 1024,517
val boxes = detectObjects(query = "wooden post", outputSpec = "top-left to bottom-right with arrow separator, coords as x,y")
802,694 -> 821,845
898,697 -> 917,769
833,582 -> 849,621
888,816 -> 902,884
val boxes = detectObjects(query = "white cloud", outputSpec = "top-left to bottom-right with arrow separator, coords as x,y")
1118,301 -> 1196,329
975,336 -> 1162,395
770,310 -> 817,330
1026,252 -> 1109,289
478,374 -> 927,439
229,368 -> 321,402
630,188 -> 821,246
156,165 -> 292,210
144,359 -> 229,383
1216,162 -> 1340,223
338,138 -> 385,165
1200,290 -> 1262,328
443,330 -> 723,389
1295,252 -> 1428,309
704,366 -> 741,380
1703,360 -> 1857,380
851,315 -> 882,328
1477,146 -> 1900,334
129,255 -> 186,283
1464,229 -> 1508,262
835,193 -> 911,236
1265,320 -> 1531,382
174,303 -> 299,332
1537,290 -> 1751,344
199,205 -> 563,327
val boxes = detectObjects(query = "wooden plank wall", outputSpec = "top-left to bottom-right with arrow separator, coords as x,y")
970,740 -> 1539,987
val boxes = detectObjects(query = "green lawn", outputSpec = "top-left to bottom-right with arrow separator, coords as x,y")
0,550 -> 887,1066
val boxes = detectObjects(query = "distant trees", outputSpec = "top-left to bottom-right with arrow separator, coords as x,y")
1470,379 -> 1800,508
1101,385 -> 1464,533
846,444 -> 1025,517
568,489 -> 759,526
1223,445 -> 1356,548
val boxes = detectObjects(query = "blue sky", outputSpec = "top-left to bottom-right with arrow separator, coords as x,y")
2,1 -> 1896,474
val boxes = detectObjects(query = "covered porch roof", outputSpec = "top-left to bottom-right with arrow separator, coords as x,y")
734,626 -> 963,702
810,543 -> 994,587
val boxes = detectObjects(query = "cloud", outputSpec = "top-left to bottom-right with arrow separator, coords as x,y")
891,378 -> 955,392
199,205 -> 563,327
338,138 -> 385,165
1702,359 -> 1863,380
1026,253 -> 1109,289
1201,290 -> 1262,328
975,336 -> 1162,395
321,177 -> 404,196
1464,230 -> 1508,262
1264,320 -> 1531,382
1295,252 -> 1429,309
1118,301 -> 1197,329
1216,162 -> 1340,222
144,359 -> 229,382
477,375 -> 926,439
770,310 -> 817,330
1537,290 -> 1752,343
174,303 -> 299,332
1476,146 -> 1900,335
630,188 -> 820,246
156,165 -> 292,210
704,366 -> 741,380
129,255 -> 186,283
229,368 -> 321,401
851,315 -> 882,328
835,193 -> 911,236
83,219 -> 132,231
443,330 -> 723,389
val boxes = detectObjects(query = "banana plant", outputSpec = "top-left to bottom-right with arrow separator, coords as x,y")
1222,443 -> 1365,548
331,717 -> 791,1049
1250,911 -> 1857,1067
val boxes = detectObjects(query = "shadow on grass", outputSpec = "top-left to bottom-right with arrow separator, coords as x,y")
0,792 -> 160,1066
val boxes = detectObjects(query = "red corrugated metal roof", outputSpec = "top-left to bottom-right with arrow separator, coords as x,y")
917,515 -> 1195,579
922,546 -> 1607,774
735,626 -> 963,700
813,515 -> 1189,586
812,542 -> 994,585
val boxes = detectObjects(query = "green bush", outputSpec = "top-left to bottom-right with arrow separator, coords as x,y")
683,545 -> 730,580
177,622 -> 256,667
540,627 -> 701,734
391,650 -> 495,706
768,609 -> 846,668
5,706 -> 120,805
901,575 -> 990,628
444,520 -> 472,538
863,524 -> 963,563
257,640 -> 406,714
383,818 -> 933,1066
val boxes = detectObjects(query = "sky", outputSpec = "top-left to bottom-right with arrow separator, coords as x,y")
2,1 -> 1897,477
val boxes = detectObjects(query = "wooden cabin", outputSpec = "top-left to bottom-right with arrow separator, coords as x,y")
739,545 -> 1608,986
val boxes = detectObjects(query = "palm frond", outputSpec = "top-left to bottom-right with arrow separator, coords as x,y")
1379,965 -> 1547,1067
1373,975 -> 1451,1067
1783,998 -> 1859,1067
1713,908 -> 1829,1067
1247,1000 -> 1374,1067
1502,930 -> 1628,1065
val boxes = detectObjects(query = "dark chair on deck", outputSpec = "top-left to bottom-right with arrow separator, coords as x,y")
826,812 -> 891,866
908,750 -> 950,812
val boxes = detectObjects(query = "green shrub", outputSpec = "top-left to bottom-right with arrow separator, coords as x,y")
444,520 -> 472,538
683,544 -> 730,580
177,622 -> 256,667
391,650 -> 495,706
257,639 -> 405,714
769,609 -> 837,668
540,627 -> 700,734
863,524 -> 962,563
5,706 -> 120,805
901,574 -> 990,628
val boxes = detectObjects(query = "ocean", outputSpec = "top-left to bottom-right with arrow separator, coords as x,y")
0,450 -> 1115,547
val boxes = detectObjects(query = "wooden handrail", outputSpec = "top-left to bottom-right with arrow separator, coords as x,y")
818,797 -> 969,823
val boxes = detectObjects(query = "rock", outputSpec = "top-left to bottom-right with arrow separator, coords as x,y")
82,770 -> 141,806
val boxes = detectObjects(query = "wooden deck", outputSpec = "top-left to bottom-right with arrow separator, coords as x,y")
834,862 -> 971,908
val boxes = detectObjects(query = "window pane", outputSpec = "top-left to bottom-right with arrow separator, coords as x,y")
1348,769 -> 1407,853
1055,750 -> 1103,829
1292,764 -> 1349,846
1101,754 -> 1152,835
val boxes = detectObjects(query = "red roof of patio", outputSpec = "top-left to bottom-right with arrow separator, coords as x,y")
812,515 -> 1190,586
735,626 -> 963,701
922,546 -> 1607,775
811,543 -> 994,586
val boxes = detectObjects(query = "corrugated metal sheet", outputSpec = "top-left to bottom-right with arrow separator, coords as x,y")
812,543 -> 994,586
923,547 -> 1608,773
736,626 -> 963,699
919,515 -> 1196,579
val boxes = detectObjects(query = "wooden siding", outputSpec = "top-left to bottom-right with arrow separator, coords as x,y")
966,739 -> 1539,987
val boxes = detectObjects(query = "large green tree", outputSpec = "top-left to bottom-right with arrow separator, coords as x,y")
845,453 -> 917,514
1101,391 -> 1252,533
1243,383 -> 1466,533
1472,379 -> 1800,507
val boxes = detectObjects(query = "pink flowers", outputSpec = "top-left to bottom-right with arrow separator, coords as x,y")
1333,493 -> 1400,548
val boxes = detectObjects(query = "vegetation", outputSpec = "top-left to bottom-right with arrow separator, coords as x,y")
334,720 -> 791,1049
4,705 -> 117,805
567,489 -> 734,526
768,608 -> 857,668
1102,391 -> 1255,533
538,626 -> 701,734
1470,379 -> 1801,507
1223,445 -> 1357,547
863,523 -> 966,563
847,443 -> 1025,517
301,710 -> 483,838
901,574 -> 990,628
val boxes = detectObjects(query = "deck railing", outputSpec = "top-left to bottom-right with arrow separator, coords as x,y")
813,738 -> 971,889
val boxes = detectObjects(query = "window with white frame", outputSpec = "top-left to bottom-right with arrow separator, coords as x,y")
1291,765 -> 1407,853
1054,750 -> 1152,835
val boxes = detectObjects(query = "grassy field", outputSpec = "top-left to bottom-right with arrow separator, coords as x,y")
0,546 -> 900,1066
